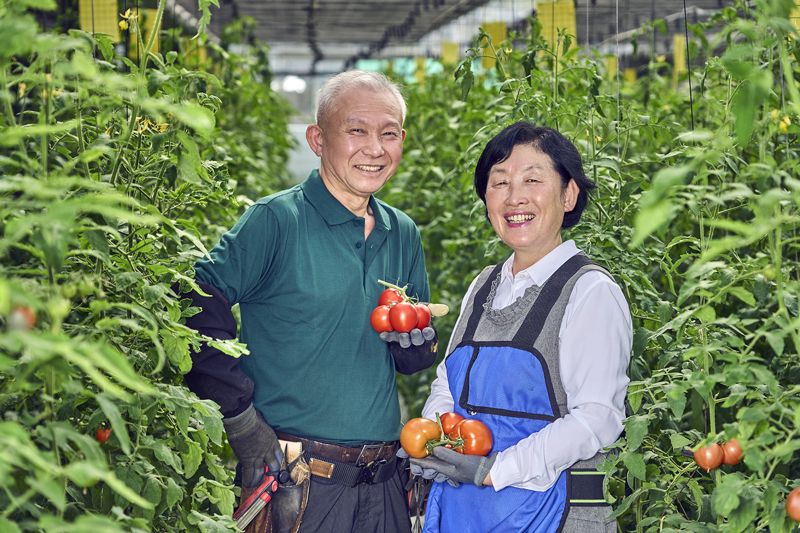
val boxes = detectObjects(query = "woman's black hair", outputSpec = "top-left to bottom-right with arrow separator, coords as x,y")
473,122 -> 596,228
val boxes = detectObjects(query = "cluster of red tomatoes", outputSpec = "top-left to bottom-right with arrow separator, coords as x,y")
400,412 -> 492,459
370,287 -> 431,334
693,438 -> 742,472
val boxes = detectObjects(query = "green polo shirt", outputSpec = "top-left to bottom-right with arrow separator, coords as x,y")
195,170 -> 429,444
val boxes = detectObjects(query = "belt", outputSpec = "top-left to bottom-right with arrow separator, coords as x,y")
277,432 -> 400,487
569,469 -> 610,506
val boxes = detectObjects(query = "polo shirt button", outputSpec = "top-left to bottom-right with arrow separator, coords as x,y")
356,242 -> 362,248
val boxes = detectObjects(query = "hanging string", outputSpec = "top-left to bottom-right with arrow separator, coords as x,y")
615,0 -> 621,160
681,0 -> 695,130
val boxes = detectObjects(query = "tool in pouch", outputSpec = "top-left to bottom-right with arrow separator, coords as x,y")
233,466 -> 288,530
234,440 -> 310,532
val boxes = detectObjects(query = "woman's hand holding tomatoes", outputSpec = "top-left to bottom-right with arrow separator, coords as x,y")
399,413 -> 495,487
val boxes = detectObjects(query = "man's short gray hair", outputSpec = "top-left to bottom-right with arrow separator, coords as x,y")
316,70 -> 406,126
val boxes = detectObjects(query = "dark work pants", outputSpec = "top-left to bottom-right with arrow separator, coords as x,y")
298,463 -> 411,533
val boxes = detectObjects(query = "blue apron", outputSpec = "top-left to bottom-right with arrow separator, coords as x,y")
423,255 -> 595,533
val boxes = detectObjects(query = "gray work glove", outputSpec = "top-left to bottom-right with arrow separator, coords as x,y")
410,447 -> 497,486
397,448 -> 454,485
223,404 -> 284,488
380,327 -> 436,348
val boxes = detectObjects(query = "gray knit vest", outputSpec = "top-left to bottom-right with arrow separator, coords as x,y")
448,256 -> 612,471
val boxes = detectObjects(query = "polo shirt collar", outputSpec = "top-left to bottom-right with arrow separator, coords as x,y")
301,170 -> 391,231
501,240 -> 580,286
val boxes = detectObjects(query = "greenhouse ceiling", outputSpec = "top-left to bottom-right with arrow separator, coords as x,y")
173,0 -> 731,75
175,0 -> 495,71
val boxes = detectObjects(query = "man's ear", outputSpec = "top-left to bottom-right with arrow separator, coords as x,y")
401,129 -> 407,142
306,124 -> 323,157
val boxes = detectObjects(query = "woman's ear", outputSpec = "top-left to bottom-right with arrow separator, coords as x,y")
562,179 -> 579,212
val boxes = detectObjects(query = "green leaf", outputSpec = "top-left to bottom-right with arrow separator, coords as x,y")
62,461 -> 152,509
694,305 -> 716,323
669,433 -> 692,451
625,415 -> 649,452
712,473 -> 744,516
622,452 -> 646,481
0,518 -> 21,533
165,477 -> 184,509
0,121 -> 79,147
727,286 -> 755,306
631,199 -> 675,247
182,440 -> 203,478
176,131 -> 208,184
95,393 -> 132,456
764,331 -> 785,356
150,440 -> 184,474
172,102 -> 215,139
28,475 -> 66,511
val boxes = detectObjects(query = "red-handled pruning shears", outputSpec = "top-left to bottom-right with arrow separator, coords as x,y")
233,467 -> 286,530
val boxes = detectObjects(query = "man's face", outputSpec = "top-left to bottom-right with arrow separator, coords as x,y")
306,88 -> 405,204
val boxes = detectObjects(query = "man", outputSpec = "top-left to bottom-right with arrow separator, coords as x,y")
182,71 -> 436,532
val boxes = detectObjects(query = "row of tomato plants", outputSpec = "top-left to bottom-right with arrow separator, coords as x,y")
387,0 -> 799,529
0,0 -> 295,530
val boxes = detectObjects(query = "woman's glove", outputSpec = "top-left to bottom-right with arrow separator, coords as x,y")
410,447 -> 497,486
397,448 -> 454,485
223,404 -> 284,488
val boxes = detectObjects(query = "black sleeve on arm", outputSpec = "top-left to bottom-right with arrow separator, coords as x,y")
180,281 -> 254,418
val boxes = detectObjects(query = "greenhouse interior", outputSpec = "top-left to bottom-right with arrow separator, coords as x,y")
1,0 -> 799,530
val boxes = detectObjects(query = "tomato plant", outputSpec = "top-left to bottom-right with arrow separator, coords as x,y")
370,305 -> 393,333
721,439 -> 742,466
787,488 -> 800,522
451,419 -> 493,456
389,302 -> 418,333
400,418 -> 441,458
414,304 -> 432,329
693,444 -> 724,473
378,288 -> 405,307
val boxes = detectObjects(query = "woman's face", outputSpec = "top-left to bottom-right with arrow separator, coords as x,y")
485,144 -> 578,269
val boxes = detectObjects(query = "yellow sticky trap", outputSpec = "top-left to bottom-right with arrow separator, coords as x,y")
79,0 -> 120,41
623,68 -> 637,84
441,41 -> 459,65
481,22 -> 507,69
605,56 -> 617,81
673,34 -> 686,89
415,57 -> 426,84
536,0 -> 577,56
791,1 -> 800,30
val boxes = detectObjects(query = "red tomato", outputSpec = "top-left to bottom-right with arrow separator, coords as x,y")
452,419 -> 493,456
370,305 -> 393,333
415,304 -> 432,329
400,418 -> 441,458
721,439 -> 743,466
787,487 -> 800,522
693,443 -> 724,472
95,427 -> 111,444
439,412 -> 464,436
8,306 -> 36,331
378,288 -> 405,306
389,302 -> 418,333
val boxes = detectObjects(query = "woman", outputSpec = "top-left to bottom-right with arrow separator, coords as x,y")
411,122 -> 631,532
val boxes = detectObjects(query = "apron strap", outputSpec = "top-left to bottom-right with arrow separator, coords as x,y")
460,263 -> 504,341
511,254 -> 595,347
